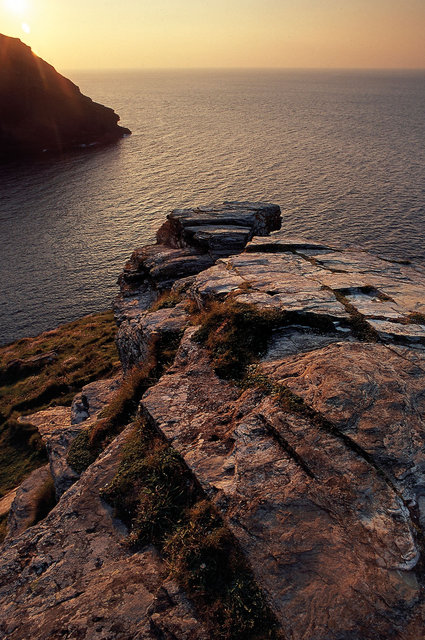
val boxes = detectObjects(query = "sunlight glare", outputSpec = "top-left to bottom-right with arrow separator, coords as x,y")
4,0 -> 28,14
21,21 -> 30,33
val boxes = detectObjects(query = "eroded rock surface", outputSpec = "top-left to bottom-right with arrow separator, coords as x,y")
6,465 -> 52,540
2,203 -> 425,639
0,428 -> 208,640
115,201 -> 282,371
142,329 -> 425,640
19,375 -> 121,498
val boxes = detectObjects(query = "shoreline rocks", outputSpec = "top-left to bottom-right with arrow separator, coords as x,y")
2,201 -> 425,638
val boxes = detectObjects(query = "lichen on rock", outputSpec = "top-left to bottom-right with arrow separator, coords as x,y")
2,201 -> 425,638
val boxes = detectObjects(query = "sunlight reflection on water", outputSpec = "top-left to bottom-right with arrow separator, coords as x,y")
0,69 -> 424,344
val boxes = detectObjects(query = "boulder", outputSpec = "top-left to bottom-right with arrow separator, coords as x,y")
6,465 -> 52,540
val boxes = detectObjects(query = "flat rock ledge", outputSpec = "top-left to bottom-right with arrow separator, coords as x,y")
1,201 -> 425,639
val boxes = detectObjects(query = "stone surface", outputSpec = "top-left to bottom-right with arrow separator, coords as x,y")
0,34 -> 130,159
187,236 -> 425,345
18,407 -> 80,499
190,254 -> 348,321
71,376 -> 121,425
0,428 -> 208,640
115,201 -> 282,372
20,376 -> 122,498
5,210 -> 425,639
157,202 -> 281,249
0,488 -> 19,518
260,342 -> 425,513
116,302 -> 189,372
6,465 -> 52,540
142,329 -> 424,640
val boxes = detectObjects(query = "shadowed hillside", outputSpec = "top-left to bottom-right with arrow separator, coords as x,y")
0,34 -> 130,158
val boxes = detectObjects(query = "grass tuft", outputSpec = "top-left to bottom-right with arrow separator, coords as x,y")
149,290 -> 183,312
68,330 -> 184,475
101,422 -> 280,639
192,300 -> 283,380
0,311 -> 118,498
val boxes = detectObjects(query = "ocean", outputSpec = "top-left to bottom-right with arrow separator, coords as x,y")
0,69 -> 424,345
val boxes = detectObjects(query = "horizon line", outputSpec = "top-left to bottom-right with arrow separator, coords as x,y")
63,66 -> 425,73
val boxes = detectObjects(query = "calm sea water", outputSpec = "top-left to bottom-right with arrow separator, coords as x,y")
0,70 -> 424,345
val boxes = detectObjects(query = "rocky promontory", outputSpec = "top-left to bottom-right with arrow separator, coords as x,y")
0,34 -> 130,159
1,202 -> 425,639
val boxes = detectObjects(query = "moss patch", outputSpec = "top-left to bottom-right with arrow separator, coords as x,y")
102,421 -> 280,640
149,290 -> 183,312
192,300 -> 283,380
68,330 -> 184,475
0,311 -> 118,498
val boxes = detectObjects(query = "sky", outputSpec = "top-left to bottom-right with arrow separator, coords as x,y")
1,0 -> 424,70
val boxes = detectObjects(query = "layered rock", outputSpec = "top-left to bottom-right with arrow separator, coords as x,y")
142,329 -> 423,640
115,201 -> 282,370
0,34 -> 130,159
116,212 -> 425,637
2,202 -> 425,638
0,428 -> 209,640
16,375 -> 120,501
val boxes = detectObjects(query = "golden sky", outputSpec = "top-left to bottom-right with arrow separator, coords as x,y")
1,0 -> 424,70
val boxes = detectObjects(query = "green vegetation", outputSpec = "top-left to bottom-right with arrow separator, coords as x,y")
68,354 -> 159,473
149,289 -> 183,312
0,311 -> 118,497
68,329 -> 183,474
192,300 -> 283,380
102,421 -> 279,640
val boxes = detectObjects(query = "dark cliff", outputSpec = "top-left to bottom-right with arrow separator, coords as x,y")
0,34 -> 131,159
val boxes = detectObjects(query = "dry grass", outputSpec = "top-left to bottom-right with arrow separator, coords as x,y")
68,330 -> 183,474
101,422 -> 280,639
0,311 -> 118,497
149,290 -> 183,312
192,299 -> 283,380
28,475 -> 56,528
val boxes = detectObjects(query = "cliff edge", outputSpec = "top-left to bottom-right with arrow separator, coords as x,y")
1,202 -> 425,639
0,34 -> 130,159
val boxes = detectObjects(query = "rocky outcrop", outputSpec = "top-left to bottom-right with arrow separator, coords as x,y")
0,427 -> 209,640
0,34 -> 130,159
114,210 -> 425,637
116,201 -> 282,370
17,375 -> 121,500
1,202 -> 425,638
6,465 -> 52,539
142,329 -> 423,640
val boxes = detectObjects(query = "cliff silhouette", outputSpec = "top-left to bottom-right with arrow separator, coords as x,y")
0,34 -> 130,159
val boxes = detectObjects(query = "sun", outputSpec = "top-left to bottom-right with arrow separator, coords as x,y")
4,0 -> 28,14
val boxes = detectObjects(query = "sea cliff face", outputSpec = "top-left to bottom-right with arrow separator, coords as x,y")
1,202 -> 425,639
0,34 -> 130,159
